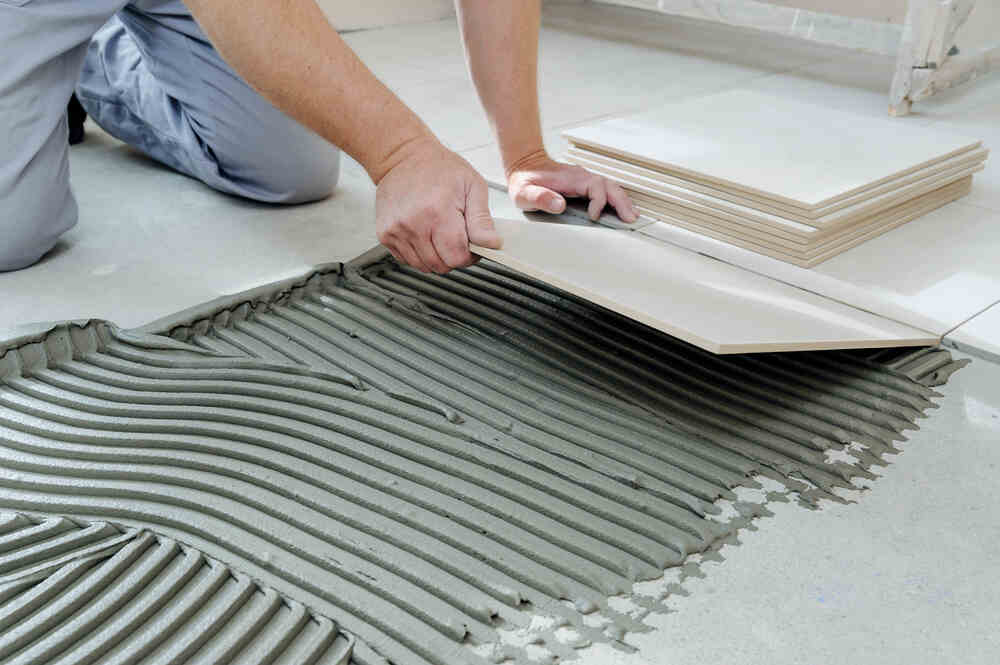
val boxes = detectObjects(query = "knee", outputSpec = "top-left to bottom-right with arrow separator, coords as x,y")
211,128 -> 342,205
260,141 -> 342,204
0,183 -> 77,273
0,213 -> 75,272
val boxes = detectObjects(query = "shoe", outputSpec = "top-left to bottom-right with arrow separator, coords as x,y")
68,93 -> 87,145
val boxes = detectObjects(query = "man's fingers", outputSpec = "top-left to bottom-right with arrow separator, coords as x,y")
396,240 -> 433,273
513,183 -> 566,214
466,180 -> 503,250
605,180 -> 638,223
385,245 -> 407,265
432,217 -> 475,269
586,178 -> 608,221
413,231 -> 450,274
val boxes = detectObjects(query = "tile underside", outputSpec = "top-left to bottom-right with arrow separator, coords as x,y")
0,259 -> 967,665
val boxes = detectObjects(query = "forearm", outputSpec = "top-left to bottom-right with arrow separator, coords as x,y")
184,0 -> 434,183
456,0 -> 544,174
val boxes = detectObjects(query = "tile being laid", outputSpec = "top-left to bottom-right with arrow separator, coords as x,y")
471,218 -> 937,354
563,89 -> 982,210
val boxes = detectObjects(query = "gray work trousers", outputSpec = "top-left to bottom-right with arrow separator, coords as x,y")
1,0 -> 341,271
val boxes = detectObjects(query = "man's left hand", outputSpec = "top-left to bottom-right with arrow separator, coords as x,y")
506,149 -> 638,223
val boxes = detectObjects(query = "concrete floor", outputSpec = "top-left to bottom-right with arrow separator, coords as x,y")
1,4 -> 999,664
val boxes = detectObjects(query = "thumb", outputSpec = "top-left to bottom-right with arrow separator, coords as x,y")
513,183 -> 566,214
465,180 -> 504,250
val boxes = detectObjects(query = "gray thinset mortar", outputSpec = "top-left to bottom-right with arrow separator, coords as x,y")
0,512 -> 353,664
0,256 -> 967,665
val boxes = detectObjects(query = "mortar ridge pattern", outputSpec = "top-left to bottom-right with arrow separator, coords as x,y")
0,512 -> 353,665
0,258 -> 966,664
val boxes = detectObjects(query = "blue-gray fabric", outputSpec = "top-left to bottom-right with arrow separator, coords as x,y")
1,0 -> 340,272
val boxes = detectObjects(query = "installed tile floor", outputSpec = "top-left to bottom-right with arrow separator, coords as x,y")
1,4 -> 998,664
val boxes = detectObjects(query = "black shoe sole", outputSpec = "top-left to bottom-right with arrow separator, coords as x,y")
68,93 -> 87,145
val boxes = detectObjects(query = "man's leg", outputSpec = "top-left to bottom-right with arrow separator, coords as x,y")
0,0 -> 126,272
76,0 -> 340,205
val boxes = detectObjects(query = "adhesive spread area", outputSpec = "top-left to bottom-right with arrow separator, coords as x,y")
0,512 -> 353,664
0,257 -> 967,665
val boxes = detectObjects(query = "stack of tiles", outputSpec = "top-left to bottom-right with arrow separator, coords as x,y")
564,90 -> 989,267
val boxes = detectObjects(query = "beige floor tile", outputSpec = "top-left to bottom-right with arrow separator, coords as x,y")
637,176 -> 972,267
641,199 -> 1000,335
573,153 -> 985,245
472,218 -> 937,353
568,146 -> 988,228
564,90 -> 982,209
634,176 -> 972,255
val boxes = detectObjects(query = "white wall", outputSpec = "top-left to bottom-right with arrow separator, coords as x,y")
592,0 -> 908,24
762,1 -> 907,23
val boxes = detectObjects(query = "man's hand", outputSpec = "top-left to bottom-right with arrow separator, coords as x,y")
375,137 -> 503,273
506,149 -> 638,223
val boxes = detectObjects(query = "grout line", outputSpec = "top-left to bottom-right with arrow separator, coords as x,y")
940,298 -> 1000,341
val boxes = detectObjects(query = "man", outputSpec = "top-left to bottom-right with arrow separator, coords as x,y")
0,0 -> 636,273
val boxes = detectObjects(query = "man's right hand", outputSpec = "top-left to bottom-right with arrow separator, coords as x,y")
375,137 -> 503,274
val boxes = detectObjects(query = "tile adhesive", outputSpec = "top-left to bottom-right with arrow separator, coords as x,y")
0,253 -> 969,665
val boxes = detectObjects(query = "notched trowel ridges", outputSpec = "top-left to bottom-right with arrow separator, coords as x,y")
0,512 -> 353,665
0,256 -> 967,665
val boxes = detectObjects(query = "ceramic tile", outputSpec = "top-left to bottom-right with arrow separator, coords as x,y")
944,301 -> 1000,364
341,19 -> 468,83
564,90 -> 982,209
734,48 -> 1000,124
926,100 -> 1000,214
0,128 -> 378,330
352,12 -> 784,156
471,218 -> 937,353
537,45 -> 776,131
815,201 -> 1000,329
628,177 -> 975,250
638,200 -> 1000,337
635,176 -> 972,261
568,146 -> 989,228
386,75 -> 495,152
320,0 -> 453,32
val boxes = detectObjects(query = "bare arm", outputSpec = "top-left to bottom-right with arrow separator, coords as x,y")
184,0 -> 501,271
456,0 -> 636,222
